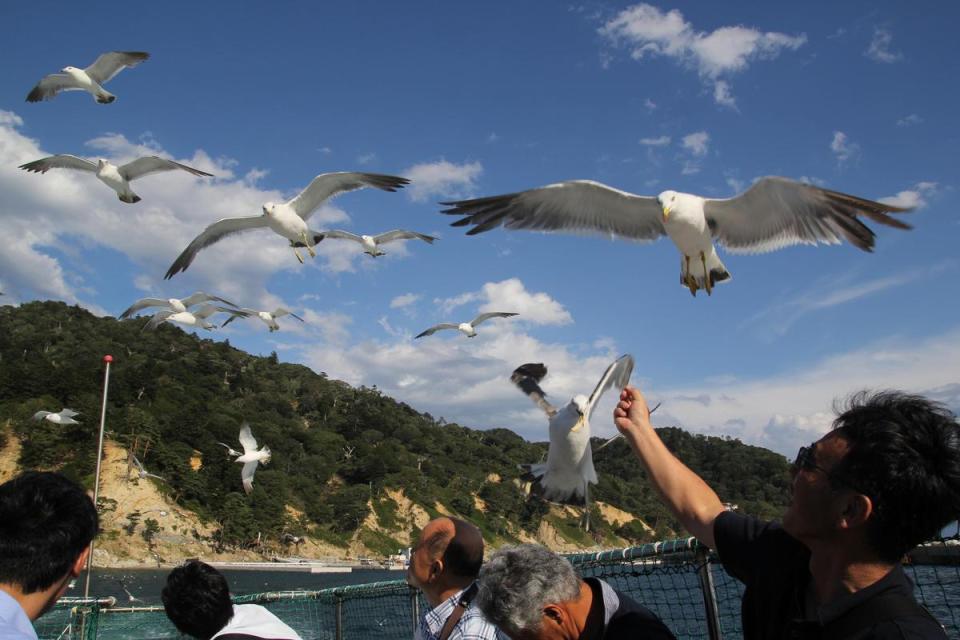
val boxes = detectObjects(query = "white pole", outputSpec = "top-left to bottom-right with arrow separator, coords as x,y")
84,355 -> 113,598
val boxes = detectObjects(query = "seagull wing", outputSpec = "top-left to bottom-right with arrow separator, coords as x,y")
217,442 -> 239,456
271,308 -> 303,322
373,230 -> 437,245
287,172 -> 410,220
241,461 -> 259,494
32,411 -> 52,420
119,297 -> 169,319
19,155 -> 97,174
470,311 -> 518,326
510,363 -> 557,417
238,422 -> 258,454
193,304 -> 233,320
84,51 -> 150,84
164,215 -> 269,279
586,354 -> 634,419
119,156 -> 213,181
220,309 -> 253,328
180,292 -> 237,308
130,454 -> 146,474
414,323 -> 459,339
703,177 -> 914,254
144,310 -> 174,330
59,408 -> 80,418
441,180 -> 665,240
317,230 -> 363,243
25,74 -> 83,102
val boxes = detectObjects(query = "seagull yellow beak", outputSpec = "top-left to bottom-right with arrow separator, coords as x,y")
662,205 -> 671,221
571,415 -> 585,433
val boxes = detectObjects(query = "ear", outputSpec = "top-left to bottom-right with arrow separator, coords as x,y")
839,493 -> 873,529
70,545 -> 92,578
428,557 -> 444,582
543,604 -> 566,626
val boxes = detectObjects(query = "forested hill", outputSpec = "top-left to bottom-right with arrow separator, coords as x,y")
0,301 -> 791,554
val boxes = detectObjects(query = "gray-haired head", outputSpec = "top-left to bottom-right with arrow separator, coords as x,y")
475,544 -> 581,638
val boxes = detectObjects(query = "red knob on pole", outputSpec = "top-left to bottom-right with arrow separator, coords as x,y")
103,355 -> 113,363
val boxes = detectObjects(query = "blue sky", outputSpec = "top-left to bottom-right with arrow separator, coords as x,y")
1,2 -> 958,457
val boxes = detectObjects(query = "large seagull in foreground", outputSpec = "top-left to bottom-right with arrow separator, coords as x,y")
442,177 -> 913,296
165,172 -> 409,278
26,51 -> 149,103
512,355 -> 634,531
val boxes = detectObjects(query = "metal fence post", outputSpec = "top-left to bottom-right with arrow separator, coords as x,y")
410,588 -> 421,635
696,545 -> 723,640
335,594 -> 343,640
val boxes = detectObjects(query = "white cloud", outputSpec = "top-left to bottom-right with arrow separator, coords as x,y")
403,159 -> 483,203
643,98 -> 657,111
643,327 -> 960,456
486,132 -> 500,143
681,131 -> 709,156
639,135 -> 671,146
880,182 -> 938,210
318,146 -> 333,155
390,293 -> 421,309
356,152 -> 377,165
599,4 -> 805,107
829,131 -> 860,166
434,278 -> 572,327
896,114 -> 922,127
865,27 -> 902,63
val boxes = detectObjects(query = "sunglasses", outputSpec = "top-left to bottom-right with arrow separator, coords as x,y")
793,445 -> 864,496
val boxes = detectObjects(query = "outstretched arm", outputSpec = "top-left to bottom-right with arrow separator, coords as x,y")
614,386 -> 725,549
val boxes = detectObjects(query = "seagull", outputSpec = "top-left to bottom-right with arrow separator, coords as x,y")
441,177 -> 913,296
19,155 -> 212,204
315,229 -> 437,257
129,452 -> 164,482
512,355 -> 634,531
119,292 -> 237,319
143,304 -> 240,331
164,172 -> 410,278
234,423 -> 271,495
415,312 -> 518,339
221,307 -> 304,332
26,51 -> 149,103
32,408 -> 80,425
217,442 -> 242,458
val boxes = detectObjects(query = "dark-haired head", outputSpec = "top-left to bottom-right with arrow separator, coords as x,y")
443,518 -> 484,580
162,560 -> 233,639
830,390 -> 960,561
0,471 -> 98,593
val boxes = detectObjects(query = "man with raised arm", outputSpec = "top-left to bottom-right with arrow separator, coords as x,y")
614,387 -> 959,639
407,517 -> 506,640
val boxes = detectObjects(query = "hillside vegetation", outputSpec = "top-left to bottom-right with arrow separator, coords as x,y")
0,301 -> 791,557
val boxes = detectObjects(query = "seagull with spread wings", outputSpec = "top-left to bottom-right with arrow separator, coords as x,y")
221,307 -> 304,333
129,452 -> 164,482
316,229 -> 437,257
164,172 -> 410,278
512,355 -> 634,530
32,408 -> 80,425
415,312 -> 518,339
19,155 -> 212,204
119,291 -> 237,319
442,177 -> 913,296
26,51 -> 149,103
233,423 -> 271,495
143,304 -> 241,331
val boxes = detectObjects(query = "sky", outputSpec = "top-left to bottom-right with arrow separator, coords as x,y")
1,1 -> 958,458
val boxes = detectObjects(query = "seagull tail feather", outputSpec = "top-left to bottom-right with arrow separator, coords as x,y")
96,91 -> 116,104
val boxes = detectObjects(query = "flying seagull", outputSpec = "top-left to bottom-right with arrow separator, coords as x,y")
19,155 -> 212,204
32,408 -> 80,425
316,229 -> 437,257
129,452 -> 164,482
415,312 -> 518,339
26,51 -> 150,103
143,304 -> 240,331
164,172 -> 410,278
217,442 -> 242,458
512,355 -> 634,531
441,177 -> 913,296
234,422 -> 271,495
221,307 -> 304,332
119,291 -> 237,319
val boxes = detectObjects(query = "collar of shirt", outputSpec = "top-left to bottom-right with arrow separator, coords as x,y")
581,578 -> 621,640
0,589 -> 38,640
815,564 -> 914,625
420,586 -> 470,639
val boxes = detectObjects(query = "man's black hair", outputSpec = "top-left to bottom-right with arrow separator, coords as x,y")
831,390 -> 960,562
443,518 -> 484,579
0,471 -> 98,593
162,560 -> 234,639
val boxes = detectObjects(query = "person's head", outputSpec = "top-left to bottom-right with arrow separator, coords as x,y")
406,517 -> 484,605
783,390 -> 960,562
162,560 -> 234,639
475,544 -> 583,640
0,471 -> 98,614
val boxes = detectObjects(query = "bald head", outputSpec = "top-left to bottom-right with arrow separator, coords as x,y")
422,517 -> 484,580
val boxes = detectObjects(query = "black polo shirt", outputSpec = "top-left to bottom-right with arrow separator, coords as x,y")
713,511 -> 946,639
580,577 -> 677,640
